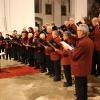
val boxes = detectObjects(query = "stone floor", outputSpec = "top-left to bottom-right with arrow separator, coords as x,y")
0,58 -> 100,100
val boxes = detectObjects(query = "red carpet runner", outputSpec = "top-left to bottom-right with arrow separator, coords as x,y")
0,66 -> 40,79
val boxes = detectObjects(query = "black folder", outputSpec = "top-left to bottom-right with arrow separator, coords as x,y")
48,40 -> 60,49
37,38 -> 49,47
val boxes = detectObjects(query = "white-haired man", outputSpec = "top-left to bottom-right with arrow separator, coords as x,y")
66,24 -> 94,100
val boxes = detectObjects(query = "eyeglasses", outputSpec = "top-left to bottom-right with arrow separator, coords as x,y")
77,30 -> 82,32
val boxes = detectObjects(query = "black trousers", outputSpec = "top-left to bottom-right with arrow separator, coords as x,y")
91,50 -> 100,75
34,51 -> 40,68
39,53 -> 46,71
12,44 -> 18,60
20,46 -> 27,63
17,45 -> 21,60
75,76 -> 87,100
5,48 -> 11,59
45,55 -> 52,74
27,47 -> 34,66
63,65 -> 72,85
52,60 -> 61,79
0,46 -> 5,59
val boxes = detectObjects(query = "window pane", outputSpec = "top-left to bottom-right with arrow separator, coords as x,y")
35,0 -> 39,13
61,5 -> 66,16
45,4 -> 52,15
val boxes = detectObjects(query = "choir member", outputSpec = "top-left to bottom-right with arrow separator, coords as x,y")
11,30 -> 19,60
26,33 -> 34,67
50,30 -> 61,81
16,33 -> 22,61
4,34 -> 12,60
28,27 -> 34,34
60,21 -> 69,32
50,22 -> 58,31
45,26 -> 53,76
36,33 -> 47,73
0,32 -> 5,59
20,31 -> 28,64
55,31 -> 72,87
33,27 -> 41,69
90,17 -> 100,76
66,24 -> 94,100
40,25 -> 48,35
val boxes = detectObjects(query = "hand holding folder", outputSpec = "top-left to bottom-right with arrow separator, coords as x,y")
60,41 -> 74,50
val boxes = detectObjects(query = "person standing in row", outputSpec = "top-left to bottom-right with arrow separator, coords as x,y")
0,32 -> 5,59
20,31 -> 28,64
45,26 -> 53,76
4,34 -> 12,60
11,30 -> 19,60
50,30 -> 61,81
66,24 -> 94,100
55,31 -> 73,87
90,17 -> 100,76
26,33 -> 34,67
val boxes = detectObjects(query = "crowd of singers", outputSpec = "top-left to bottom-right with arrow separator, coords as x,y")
0,16 -> 100,100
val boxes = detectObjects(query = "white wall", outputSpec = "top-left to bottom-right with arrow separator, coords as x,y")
75,0 -> 87,22
0,0 -> 5,32
70,0 -> 87,22
5,0 -> 35,33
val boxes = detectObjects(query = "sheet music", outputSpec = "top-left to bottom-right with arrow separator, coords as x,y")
60,41 -> 74,50
0,52 -> 5,56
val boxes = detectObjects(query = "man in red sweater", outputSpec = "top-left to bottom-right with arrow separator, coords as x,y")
66,24 -> 94,100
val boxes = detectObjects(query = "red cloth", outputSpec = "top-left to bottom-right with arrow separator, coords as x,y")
0,66 -> 40,79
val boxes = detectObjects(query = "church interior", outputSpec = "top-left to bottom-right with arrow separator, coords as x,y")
0,0 -> 100,100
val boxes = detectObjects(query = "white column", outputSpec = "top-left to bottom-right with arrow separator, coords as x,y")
5,0 -> 35,32
5,0 -> 11,32
54,0 -> 61,26
0,0 -> 5,32
70,0 -> 87,22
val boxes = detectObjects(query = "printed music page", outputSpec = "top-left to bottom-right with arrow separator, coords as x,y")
60,41 -> 74,50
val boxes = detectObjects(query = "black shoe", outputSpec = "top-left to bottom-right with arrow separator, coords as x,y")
46,72 -> 51,75
41,68 -> 47,73
94,73 -> 100,77
49,74 -> 54,78
17,59 -> 21,62
41,70 -> 46,73
63,82 -> 72,87
53,78 -> 61,82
